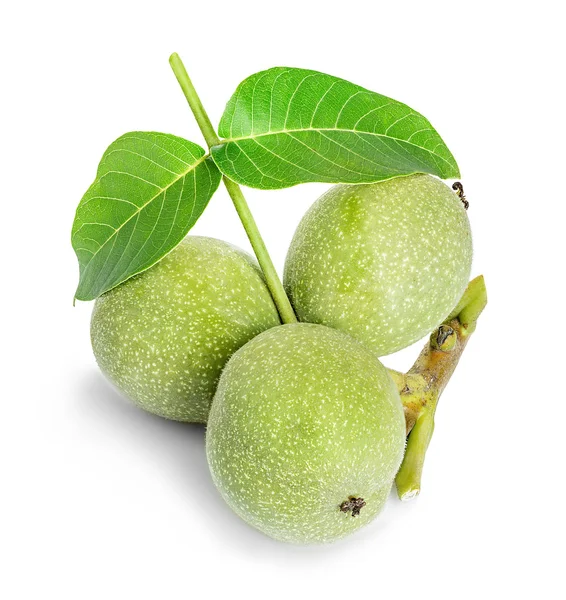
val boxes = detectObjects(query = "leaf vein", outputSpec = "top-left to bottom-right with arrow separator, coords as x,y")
221,127 -> 454,168
77,154 -> 208,271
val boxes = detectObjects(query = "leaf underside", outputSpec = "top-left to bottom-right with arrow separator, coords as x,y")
212,68 -> 460,190
71,132 -> 221,301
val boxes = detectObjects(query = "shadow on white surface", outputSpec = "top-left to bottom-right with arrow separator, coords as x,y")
72,369 -> 413,559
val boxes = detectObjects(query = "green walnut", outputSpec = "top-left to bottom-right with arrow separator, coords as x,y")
284,174 -> 472,356
206,323 -> 406,544
91,236 -> 280,422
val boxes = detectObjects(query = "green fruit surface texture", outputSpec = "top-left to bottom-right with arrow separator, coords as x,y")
284,174 -> 473,356
91,236 -> 280,423
206,323 -> 406,544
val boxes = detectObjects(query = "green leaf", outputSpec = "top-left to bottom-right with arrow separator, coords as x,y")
211,68 -> 459,189
71,132 -> 221,301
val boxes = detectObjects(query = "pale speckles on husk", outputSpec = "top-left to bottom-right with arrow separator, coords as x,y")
284,174 -> 473,356
206,323 -> 406,544
91,236 -> 281,423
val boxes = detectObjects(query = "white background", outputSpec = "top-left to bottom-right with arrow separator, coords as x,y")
2,1 -> 564,598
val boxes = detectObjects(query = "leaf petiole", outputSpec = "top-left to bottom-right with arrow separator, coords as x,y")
169,53 -> 297,325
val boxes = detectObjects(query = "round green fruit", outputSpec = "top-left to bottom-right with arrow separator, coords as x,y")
91,236 -> 280,422
284,174 -> 472,356
206,323 -> 406,544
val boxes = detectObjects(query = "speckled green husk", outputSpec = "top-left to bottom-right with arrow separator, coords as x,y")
284,174 -> 473,356
206,323 -> 406,544
91,236 -> 281,422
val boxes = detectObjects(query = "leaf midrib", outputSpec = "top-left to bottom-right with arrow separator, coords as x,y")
215,127 -> 455,170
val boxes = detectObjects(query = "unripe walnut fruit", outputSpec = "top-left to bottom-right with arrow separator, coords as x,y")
284,174 -> 472,356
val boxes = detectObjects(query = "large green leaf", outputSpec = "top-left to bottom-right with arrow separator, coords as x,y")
72,132 -> 221,301
211,68 -> 459,189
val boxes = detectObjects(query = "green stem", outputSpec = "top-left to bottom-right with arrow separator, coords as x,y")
395,410 -> 435,500
168,53 -> 297,325
394,275 -> 487,500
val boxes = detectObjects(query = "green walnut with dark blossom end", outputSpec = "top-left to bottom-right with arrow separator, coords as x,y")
206,323 -> 406,544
